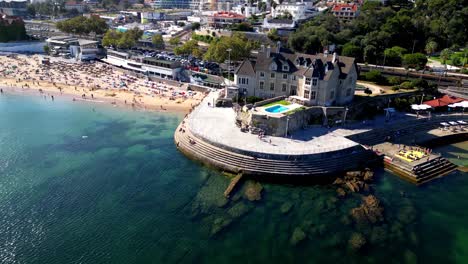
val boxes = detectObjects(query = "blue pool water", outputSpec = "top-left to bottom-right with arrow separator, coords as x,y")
265,105 -> 289,113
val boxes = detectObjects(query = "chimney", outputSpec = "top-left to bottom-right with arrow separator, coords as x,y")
260,44 -> 265,53
266,45 -> 271,58
332,52 -> 338,63
276,41 -> 281,52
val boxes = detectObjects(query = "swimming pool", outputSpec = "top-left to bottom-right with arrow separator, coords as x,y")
265,105 -> 290,113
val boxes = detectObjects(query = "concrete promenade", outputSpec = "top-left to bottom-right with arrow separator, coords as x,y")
187,91 -> 360,156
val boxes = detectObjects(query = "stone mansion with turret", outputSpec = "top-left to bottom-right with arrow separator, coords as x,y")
234,45 -> 358,106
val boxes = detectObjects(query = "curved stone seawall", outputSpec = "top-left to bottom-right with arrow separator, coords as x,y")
174,123 -> 376,177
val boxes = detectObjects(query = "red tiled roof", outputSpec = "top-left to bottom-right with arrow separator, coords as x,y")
423,95 -> 464,108
332,3 -> 358,12
212,11 -> 245,19
65,1 -> 83,5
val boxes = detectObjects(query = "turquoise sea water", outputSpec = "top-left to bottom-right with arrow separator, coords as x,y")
0,93 -> 467,264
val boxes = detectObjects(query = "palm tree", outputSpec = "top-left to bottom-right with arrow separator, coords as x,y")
440,48 -> 452,76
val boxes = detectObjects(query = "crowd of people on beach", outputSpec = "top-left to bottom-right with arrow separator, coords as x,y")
0,54 -> 202,110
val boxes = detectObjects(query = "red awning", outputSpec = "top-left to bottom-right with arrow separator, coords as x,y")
423,95 -> 464,108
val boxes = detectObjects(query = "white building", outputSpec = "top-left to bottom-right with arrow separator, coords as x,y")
232,4 -> 259,18
271,1 -> 316,21
46,36 -> 99,61
105,50 -> 189,81
262,18 -> 296,35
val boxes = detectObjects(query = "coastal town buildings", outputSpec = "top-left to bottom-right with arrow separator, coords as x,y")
207,11 -> 245,29
330,3 -> 359,21
271,1 -> 317,21
0,0 -> 27,17
46,36 -> 99,61
105,50 -> 189,81
262,18 -> 296,35
234,45 -> 357,106
64,0 -> 87,13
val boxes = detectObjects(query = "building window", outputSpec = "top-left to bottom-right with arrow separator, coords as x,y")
311,91 -> 316,100
270,83 -> 275,91
346,88 -> 352,96
282,74 -> 288,80
312,78 -> 318,86
292,75 -> 296,81
238,77 -> 248,85
282,65 -> 289,71
305,77 -> 311,86
260,71 -> 265,78
270,72 -> 275,78
304,90 -> 310,99
330,91 -> 335,99
290,86 -> 297,96
259,81 -> 264,89
282,83 -> 287,92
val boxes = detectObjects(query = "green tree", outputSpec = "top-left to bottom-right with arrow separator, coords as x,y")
43,45 -> 50,54
174,39 -> 200,57
440,48 -> 452,64
204,33 -> 259,63
56,16 -> 108,35
383,46 -> 407,66
231,22 -> 253,32
152,34 -> 165,49
169,37 -> 180,46
341,43 -> 362,61
267,28 -> 280,41
402,53 -> 427,70
424,40 -> 438,55
101,28 -> 142,49
191,22 -> 200,31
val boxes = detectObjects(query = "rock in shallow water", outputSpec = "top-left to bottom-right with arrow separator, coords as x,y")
280,202 -> 293,214
243,181 -> 263,201
290,227 -> 306,246
350,195 -> 384,226
348,232 -> 366,250
211,217 -> 233,236
227,202 -> 251,218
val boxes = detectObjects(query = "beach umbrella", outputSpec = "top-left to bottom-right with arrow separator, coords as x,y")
449,101 -> 468,108
411,104 -> 432,110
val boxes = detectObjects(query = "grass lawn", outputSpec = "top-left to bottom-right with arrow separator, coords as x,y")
430,51 -> 467,66
262,100 -> 291,107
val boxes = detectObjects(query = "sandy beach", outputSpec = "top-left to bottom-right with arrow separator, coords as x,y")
0,54 -> 206,113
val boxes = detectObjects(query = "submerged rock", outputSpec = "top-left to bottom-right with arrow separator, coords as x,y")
348,232 -> 366,250
290,227 -> 306,246
211,217 -> 233,236
369,226 -> 388,245
363,169 -> 374,182
243,181 -> 263,201
350,195 -> 384,226
404,250 -> 417,264
215,197 -> 229,208
280,202 -> 293,214
336,188 -> 346,197
227,202 -> 251,219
